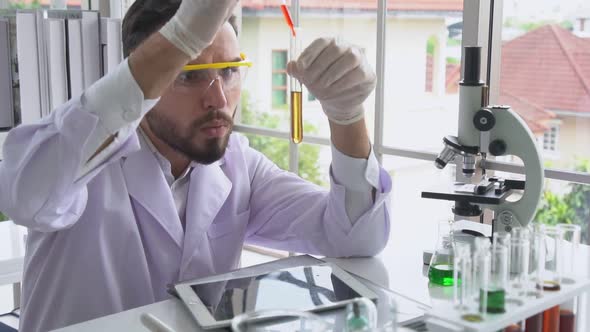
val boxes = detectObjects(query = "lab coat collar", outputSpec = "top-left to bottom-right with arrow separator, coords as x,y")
180,161 -> 232,275
122,145 -> 185,249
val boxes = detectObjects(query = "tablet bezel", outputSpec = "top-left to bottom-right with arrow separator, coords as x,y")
175,262 -> 378,330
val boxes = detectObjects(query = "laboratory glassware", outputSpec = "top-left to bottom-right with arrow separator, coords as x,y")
453,241 -> 472,310
231,309 -> 331,332
538,226 -> 563,291
483,245 -> 508,313
429,220 -> 455,286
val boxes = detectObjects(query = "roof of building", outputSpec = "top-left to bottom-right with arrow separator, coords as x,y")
499,24 -> 590,132
499,91 -> 557,133
241,0 -> 463,12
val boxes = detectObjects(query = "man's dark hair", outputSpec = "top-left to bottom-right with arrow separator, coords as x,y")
122,0 -> 239,58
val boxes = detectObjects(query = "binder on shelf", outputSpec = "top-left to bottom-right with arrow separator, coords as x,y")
101,17 -> 122,74
106,18 -> 122,73
0,19 -> 15,131
67,18 -> 84,99
46,18 -> 68,110
15,11 -> 43,124
14,10 -> 103,124
81,11 -> 101,85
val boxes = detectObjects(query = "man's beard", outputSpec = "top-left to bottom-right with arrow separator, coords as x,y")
145,109 -> 234,165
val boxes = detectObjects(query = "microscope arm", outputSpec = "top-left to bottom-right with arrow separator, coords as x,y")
486,106 -> 545,231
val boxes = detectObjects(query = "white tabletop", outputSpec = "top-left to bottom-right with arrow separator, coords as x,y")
53,256 -> 425,332
52,223 -> 434,332
51,221 -> 590,332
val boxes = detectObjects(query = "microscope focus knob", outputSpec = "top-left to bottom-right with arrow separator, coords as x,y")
473,109 -> 496,132
489,139 -> 507,156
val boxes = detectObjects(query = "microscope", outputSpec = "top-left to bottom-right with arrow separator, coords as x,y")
421,46 -> 544,243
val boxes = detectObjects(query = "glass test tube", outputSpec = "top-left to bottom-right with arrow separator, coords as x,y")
510,237 -> 530,296
556,223 -> 581,280
542,305 -> 560,332
556,223 -> 580,315
290,27 -> 303,144
512,227 -> 531,240
538,226 -> 563,291
473,237 -> 491,316
485,245 -> 509,314
453,242 -> 472,310
527,225 -> 546,298
493,232 -> 511,277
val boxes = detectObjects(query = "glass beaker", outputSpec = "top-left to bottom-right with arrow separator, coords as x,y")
538,226 -> 563,291
231,309 -> 331,332
429,220 -> 455,286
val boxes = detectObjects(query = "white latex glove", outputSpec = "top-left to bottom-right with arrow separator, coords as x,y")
287,38 -> 376,125
159,0 -> 239,59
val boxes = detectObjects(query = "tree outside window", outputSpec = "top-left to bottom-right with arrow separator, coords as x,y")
241,92 -> 326,187
535,159 -> 590,244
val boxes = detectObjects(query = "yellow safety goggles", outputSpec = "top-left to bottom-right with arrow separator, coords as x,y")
174,53 -> 253,95
181,53 -> 253,72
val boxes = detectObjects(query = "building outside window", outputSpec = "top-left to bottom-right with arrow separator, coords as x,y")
271,50 -> 288,109
542,123 -> 560,153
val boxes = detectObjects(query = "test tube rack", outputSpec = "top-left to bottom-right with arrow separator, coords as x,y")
424,276 -> 590,332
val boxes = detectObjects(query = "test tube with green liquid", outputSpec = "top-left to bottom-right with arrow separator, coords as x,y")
480,245 -> 508,314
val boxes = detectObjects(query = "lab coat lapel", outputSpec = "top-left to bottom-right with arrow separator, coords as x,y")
123,148 -> 184,249
180,161 -> 232,274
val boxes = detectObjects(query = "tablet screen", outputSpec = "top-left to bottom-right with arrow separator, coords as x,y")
190,265 -> 362,321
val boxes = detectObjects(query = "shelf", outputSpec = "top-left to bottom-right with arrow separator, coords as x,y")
425,276 -> 590,332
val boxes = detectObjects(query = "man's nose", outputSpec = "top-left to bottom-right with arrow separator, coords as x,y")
202,77 -> 228,110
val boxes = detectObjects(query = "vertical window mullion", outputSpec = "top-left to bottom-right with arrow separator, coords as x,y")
374,0 -> 387,163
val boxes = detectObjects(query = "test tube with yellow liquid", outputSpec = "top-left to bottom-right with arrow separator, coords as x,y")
281,0 -> 303,144
290,27 -> 303,144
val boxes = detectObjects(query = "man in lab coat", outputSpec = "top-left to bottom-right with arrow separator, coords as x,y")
0,0 -> 392,331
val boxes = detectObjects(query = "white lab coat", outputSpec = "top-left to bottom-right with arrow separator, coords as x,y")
0,64 -> 392,332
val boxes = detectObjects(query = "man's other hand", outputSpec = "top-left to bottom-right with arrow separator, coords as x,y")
287,38 -> 377,125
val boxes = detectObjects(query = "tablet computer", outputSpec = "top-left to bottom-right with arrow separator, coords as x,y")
174,262 -> 377,330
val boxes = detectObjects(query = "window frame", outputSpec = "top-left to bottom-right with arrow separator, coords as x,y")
235,0 -> 590,186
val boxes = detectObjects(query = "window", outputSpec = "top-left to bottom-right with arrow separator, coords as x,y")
542,123 -> 560,153
117,0 -> 590,265
501,0 -> 590,172
271,50 -> 288,109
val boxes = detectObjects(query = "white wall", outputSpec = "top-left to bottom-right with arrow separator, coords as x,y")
557,116 -> 590,168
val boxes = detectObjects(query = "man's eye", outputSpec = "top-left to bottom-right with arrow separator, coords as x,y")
178,71 -> 207,84
220,67 -> 239,80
